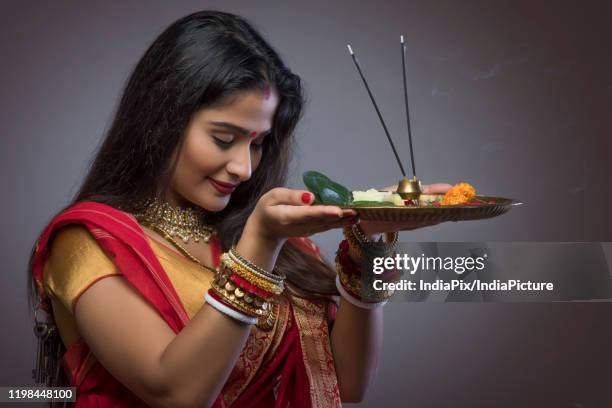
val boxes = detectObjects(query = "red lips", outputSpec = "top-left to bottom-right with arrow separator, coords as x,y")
209,178 -> 238,188
208,178 -> 237,195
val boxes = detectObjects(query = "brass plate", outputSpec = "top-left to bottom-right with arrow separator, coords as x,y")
339,194 -> 522,223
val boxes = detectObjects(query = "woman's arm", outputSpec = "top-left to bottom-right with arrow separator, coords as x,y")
329,182 -> 452,402
74,230 -> 277,408
330,227 -> 384,403
331,297 -> 384,403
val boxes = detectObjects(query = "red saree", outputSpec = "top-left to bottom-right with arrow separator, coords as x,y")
32,201 -> 341,407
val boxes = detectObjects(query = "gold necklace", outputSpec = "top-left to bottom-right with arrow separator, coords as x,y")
133,197 -> 216,244
148,224 -> 218,275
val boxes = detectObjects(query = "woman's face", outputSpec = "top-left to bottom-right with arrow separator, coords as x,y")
168,88 -> 279,212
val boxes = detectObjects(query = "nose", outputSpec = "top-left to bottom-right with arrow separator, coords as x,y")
226,145 -> 252,182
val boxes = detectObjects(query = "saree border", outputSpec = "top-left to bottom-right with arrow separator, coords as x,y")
292,297 -> 341,408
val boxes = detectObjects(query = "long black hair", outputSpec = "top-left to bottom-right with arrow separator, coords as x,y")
27,10 -> 338,391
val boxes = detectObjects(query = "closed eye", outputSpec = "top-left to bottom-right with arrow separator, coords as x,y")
212,135 -> 265,152
212,135 -> 234,148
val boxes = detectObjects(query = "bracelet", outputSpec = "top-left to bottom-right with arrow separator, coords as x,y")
221,253 -> 284,295
342,226 -> 398,261
336,257 -> 394,302
205,291 -> 259,325
343,225 -> 365,260
229,246 -> 286,281
337,240 -> 362,277
335,240 -> 396,302
335,276 -> 388,309
228,272 -> 274,300
210,247 -> 286,330
215,264 -> 274,301
210,277 -> 272,317
351,224 -> 398,248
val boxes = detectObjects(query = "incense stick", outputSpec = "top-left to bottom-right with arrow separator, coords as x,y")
347,44 -> 406,177
400,35 -> 417,178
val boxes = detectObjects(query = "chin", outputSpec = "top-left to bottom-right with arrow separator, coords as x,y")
206,201 -> 229,212
191,196 -> 230,213
177,185 -> 230,212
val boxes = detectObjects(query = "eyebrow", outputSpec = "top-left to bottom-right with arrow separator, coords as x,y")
209,121 -> 272,138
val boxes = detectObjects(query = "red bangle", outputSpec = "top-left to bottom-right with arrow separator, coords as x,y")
337,240 -> 362,276
229,272 -> 274,300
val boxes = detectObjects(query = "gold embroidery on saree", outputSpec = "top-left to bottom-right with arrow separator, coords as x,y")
292,297 -> 341,408
222,295 -> 290,405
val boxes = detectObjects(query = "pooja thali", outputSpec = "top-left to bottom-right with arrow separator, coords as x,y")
340,194 -> 522,223
303,171 -> 522,226
302,38 -> 523,227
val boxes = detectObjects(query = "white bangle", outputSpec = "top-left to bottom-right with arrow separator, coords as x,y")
204,292 -> 258,325
335,275 -> 388,310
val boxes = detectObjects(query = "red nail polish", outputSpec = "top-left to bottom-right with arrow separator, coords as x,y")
301,192 -> 312,204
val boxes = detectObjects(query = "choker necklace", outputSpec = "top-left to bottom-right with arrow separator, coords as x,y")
132,197 -> 216,244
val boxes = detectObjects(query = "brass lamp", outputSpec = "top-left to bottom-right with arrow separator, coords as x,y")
396,176 -> 422,200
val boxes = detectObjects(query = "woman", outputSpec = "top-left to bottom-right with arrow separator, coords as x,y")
28,10 -> 449,407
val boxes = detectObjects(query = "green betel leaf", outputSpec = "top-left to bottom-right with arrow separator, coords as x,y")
302,171 -> 351,205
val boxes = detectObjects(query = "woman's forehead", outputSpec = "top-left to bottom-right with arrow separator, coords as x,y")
197,89 -> 278,131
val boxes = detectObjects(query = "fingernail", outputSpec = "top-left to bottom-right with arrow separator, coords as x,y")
301,192 -> 313,204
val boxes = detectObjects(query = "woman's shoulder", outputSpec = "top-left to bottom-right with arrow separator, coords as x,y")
49,223 -> 96,247
44,224 -> 120,314
47,224 -> 113,262
42,200 -> 142,268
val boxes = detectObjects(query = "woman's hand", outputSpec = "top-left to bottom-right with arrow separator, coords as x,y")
244,187 -> 358,243
238,188 -> 358,270
358,183 -> 453,237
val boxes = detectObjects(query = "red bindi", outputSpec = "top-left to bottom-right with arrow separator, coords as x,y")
249,130 -> 258,138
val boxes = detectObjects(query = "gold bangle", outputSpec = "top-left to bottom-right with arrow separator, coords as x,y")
226,251 -> 284,286
215,263 -> 277,303
210,279 -> 278,332
212,274 -> 263,312
256,301 -> 278,331
229,246 -> 286,281
335,256 -> 395,302
210,279 -> 273,318
342,225 -> 398,261
343,226 -> 365,260
209,284 -> 260,317
351,224 -> 398,249
220,254 -> 284,295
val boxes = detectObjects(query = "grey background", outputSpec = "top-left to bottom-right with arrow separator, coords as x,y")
2,0 -> 611,406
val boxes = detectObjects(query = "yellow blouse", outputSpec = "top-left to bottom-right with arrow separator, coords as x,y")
41,224 -> 342,406
42,225 -> 217,348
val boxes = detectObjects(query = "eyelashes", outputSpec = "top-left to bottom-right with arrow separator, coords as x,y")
212,136 -> 264,151
213,137 -> 233,147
